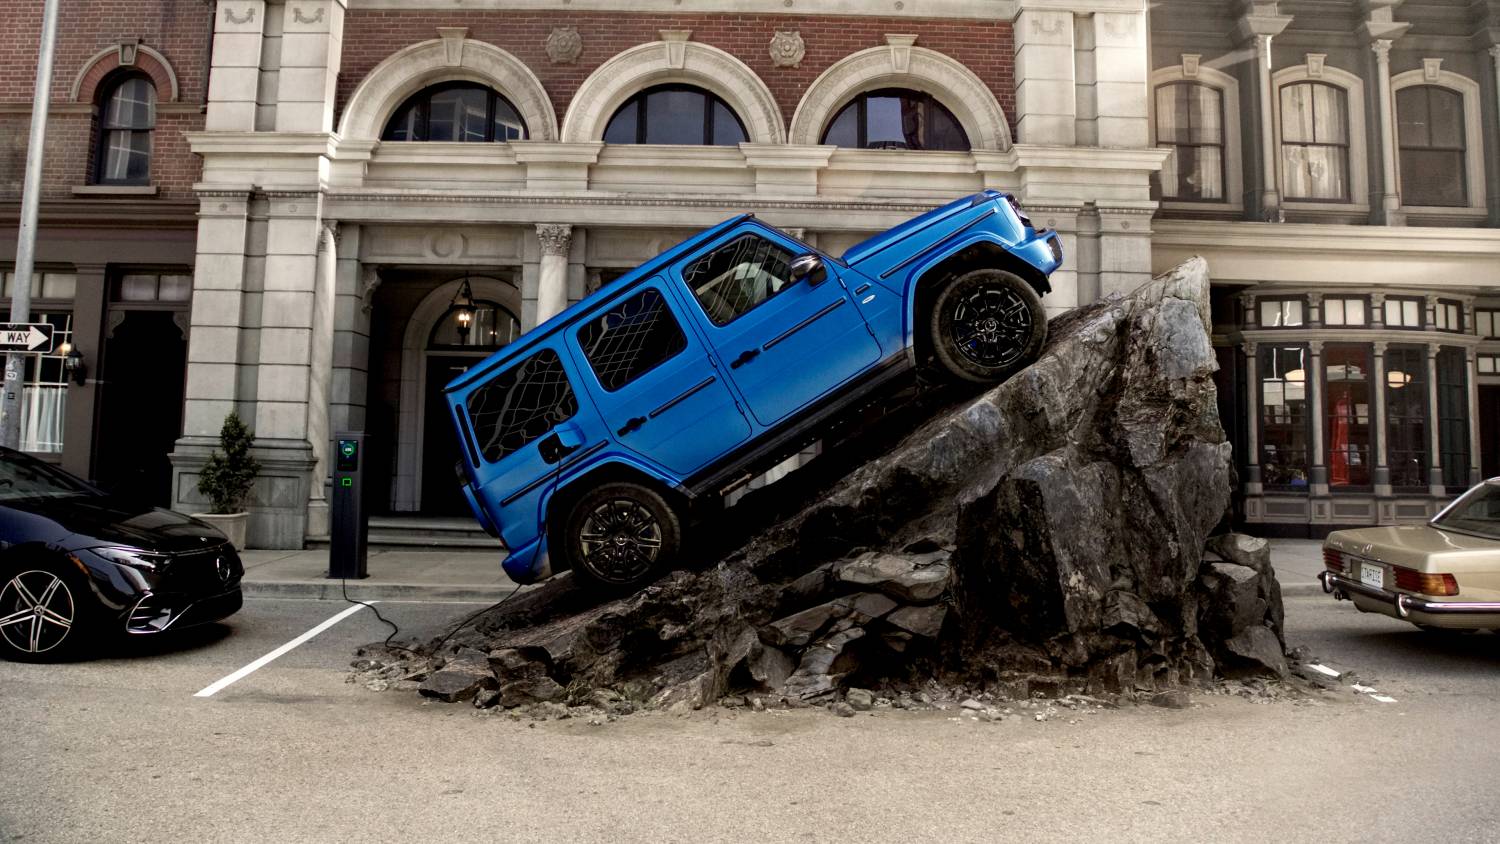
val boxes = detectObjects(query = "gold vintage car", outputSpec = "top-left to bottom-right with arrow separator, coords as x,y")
1320,478 -> 1500,631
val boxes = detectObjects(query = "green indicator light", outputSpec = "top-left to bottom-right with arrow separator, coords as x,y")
340,477 -> 353,487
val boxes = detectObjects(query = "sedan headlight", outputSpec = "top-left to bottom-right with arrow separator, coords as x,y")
91,546 -> 171,572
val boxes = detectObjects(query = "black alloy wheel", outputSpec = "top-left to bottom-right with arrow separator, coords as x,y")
0,563 -> 93,662
929,268 -> 1048,383
564,481 -> 682,590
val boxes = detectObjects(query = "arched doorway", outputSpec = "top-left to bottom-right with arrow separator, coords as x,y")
392,276 -> 519,514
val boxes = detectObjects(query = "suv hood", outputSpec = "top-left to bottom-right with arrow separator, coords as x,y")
7,495 -> 228,553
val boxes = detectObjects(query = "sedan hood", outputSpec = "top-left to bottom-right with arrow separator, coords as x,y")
7,495 -> 227,553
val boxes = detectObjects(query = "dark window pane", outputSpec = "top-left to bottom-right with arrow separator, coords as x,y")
1400,148 -> 1466,206
493,98 -> 526,141
1385,345 -> 1427,488
428,87 -> 488,141
1258,345 -> 1309,488
711,100 -> 746,146
1396,87 -> 1430,147
104,77 -> 156,129
924,100 -> 968,151
431,303 -> 519,348
603,103 -> 638,144
578,288 -> 687,391
684,234 -> 794,326
102,130 -> 151,182
1325,345 -> 1371,487
1437,347 -> 1470,489
644,89 -> 707,144
465,349 -> 578,463
383,101 -> 419,141
823,102 -> 858,146
1427,87 -> 1464,149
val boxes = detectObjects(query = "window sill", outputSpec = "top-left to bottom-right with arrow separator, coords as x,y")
71,185 -> 158,197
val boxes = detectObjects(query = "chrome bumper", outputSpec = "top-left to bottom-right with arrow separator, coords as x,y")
1319,571 -> 1500,619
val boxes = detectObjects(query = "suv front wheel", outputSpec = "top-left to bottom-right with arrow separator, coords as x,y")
928,268 -> 1047,383
562,481 -> 683,590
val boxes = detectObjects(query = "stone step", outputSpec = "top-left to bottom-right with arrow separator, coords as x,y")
305,516 -> 502,552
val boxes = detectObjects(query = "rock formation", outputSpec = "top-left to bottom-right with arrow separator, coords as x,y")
397,257 -> 1285,711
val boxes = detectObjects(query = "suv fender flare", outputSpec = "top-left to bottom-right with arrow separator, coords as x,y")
538,455 -> 689,569
900,231 -> 1051,351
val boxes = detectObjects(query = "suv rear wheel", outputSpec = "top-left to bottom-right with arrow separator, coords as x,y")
928,268 -> 1047,383
563,481 -> 683,590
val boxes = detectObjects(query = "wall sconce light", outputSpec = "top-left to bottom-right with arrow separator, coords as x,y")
58,342 -> 87,386
451,276 -> 476,344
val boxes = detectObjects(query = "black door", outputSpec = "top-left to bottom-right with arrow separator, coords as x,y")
421,355 -> 480,515
94,311 -> 187,506
1481,386 -> 1500,480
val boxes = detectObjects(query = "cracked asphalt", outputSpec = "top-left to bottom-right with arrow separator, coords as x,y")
2,592 -> 1498,843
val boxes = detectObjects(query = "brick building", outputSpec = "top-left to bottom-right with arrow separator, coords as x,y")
2,0 -> 1498,546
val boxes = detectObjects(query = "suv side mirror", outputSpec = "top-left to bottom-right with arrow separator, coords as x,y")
789,253 -> 827,287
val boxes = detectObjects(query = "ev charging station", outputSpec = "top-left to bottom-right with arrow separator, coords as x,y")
329,431 -> 368,579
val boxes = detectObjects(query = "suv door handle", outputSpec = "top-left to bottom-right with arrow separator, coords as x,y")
730,348 -> 760,369
616,416 -> 647,436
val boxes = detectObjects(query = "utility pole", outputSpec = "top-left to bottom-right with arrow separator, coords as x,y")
3,0 -> 63,450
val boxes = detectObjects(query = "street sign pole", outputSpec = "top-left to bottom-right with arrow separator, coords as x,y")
2,0 -> 63,450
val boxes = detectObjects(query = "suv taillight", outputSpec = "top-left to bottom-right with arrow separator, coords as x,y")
1004,194 -> 1033,229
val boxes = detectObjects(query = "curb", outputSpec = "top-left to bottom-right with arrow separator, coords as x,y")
1279,581 -> 1323,598
241,580 -> 515,603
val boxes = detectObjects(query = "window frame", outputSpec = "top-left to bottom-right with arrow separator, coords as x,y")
1475,308 -> 1500,340
1435,346 -> 1471,491
574,285 -> 689,393
1390,69 -> 1487,216
1383,343 -> 1429,491
1395,84 -> 1468,208
380,81 -> 529,143
1322,343 -> 1375,492
1434,299 -> 1464,334
1321,295 -> 1369,328
1257,343 -> 1313,492
680,231 -> 798,328
427,299 -> 520,351
1152,81 -> 1227,203
1277,80 -> 1352,203
602,84 -> 748,147
1382,296 -> 1426,331
1270,63 -> 1368,214
93,72 -> 156,186
463,347 -> 579,465
1255,296 -> 1307,330
818,87 -> 972,152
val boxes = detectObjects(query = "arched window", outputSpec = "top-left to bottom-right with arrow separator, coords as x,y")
428,301 -> 520,350
1154,82 -> 1224,201
602,85 -> 747,146
1279,81 -> 1350,201
1397,85 -> 1466,207
820,89 -> 969,151
382,82 -> 527,142
96,75 -> 155,185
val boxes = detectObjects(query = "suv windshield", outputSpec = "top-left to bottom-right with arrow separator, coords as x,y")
0,451 -> 98,502
1431,481 -> 1500,541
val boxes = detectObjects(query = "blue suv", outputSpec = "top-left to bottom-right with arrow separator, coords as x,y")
445,191 -> 1062,589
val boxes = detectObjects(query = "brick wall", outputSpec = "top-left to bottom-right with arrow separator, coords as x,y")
337,12 -> 1016,140
0,0 -> 210,200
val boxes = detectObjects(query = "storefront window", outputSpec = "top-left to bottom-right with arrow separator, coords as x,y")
1258,298 -> 1305,328
1322,296 -> 1367,327
1476,308 -> 1499,339
1434,300 -> 1462,333
1259,345 -> 1309,488
0,312 -> 74,453
1436,346 -> 1470,489
1384,345 -> 1427,488
1384,297 -> 1424,329
1325,345 -> 1372,487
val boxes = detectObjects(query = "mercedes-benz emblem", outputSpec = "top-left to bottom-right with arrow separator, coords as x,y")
214,556 -> 231,583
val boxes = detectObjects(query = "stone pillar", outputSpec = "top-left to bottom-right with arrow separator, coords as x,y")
330,226 -> 369,437
1096,206 -> 1154,299
535,224 -> 573,325
1467,346 -> 1482,486
274,0 -> 345,133
205,0 -> 266,131
1490,47 -> 1500,226
1425,343 -> 1444,497
1029,205 -> 1084,313
1371,341 -> 1391,494
1013,2 -> 1078,145
1253,34 -> 1282,219
1370,40 -> 1404,225
1243,341 -> 1263,493
1370,291 -> 1387,328
1090,9 -> 1150,148
61,264 -> 107,480
1307,341 -> 1326,495
304,223 -> 338,539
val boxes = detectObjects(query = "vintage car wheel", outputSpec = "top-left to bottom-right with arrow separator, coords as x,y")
929,268 -> 1047,383
564,481 -> 682,590
0,561 -> 98,663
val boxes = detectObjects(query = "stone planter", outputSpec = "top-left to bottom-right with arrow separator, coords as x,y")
192,512 -> 249,551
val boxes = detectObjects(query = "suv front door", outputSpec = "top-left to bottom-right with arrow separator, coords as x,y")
675,227 -> 883,427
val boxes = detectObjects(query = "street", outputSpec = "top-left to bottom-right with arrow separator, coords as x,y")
2,592 -> 1498,843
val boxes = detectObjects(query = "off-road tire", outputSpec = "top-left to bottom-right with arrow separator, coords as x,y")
0,558 -> 100,663
928,268 -> 1048,383
563,481 -> 683,591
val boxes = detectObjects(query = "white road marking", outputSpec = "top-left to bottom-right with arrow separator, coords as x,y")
1351,684 -> 1376,693
1370,694 -> 1398,704
193,602 -> 377,698
1306,663 -> 1342,677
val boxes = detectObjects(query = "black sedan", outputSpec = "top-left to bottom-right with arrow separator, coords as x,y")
0,448 -> 242,662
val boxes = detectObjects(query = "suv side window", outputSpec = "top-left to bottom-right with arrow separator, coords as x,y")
682,233 -> 795,326
577,287 -> 688,391
465,348 -> 578,462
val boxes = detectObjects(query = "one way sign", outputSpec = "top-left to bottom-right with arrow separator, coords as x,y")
0,323 -> 54,354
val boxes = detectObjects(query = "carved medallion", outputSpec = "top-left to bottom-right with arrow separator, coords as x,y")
768,30 -> 805,68
546,26 -> 583,64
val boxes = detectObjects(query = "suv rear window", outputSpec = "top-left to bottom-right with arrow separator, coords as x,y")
577,288 -> 687,391
682,233 -> 794,326
465,349 -> 578,463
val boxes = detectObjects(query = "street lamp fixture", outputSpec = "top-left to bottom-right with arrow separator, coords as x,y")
452,276 -> 476,344
57,341 -> 86,386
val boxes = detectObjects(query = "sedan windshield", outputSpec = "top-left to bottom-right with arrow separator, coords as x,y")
1431,481 -> 1500,541
0,451 -> 98,502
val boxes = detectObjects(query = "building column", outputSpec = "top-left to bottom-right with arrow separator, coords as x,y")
1371,341 -> 1391,494
61,264 -> 107,480
1467,346 -> 1482,486
1307,341 -> 1327,495
1426,343 -> 1445,497
1089,9 -> 1150,148
535,224 -> 573,325
1253,34 -> 1282,220
1013,1 -> 1078,145
1243,341 -> 1263,493
1096,206 -> 1154,300
330,225 -> 369,437
1370,40 -> 1404,225
304,223 -> 338,539
205,0 -> 266,131
1490,47 -> 1500,226
273,0 -> 346,133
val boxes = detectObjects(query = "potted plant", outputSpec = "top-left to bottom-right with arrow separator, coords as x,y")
193,412 -> 260,551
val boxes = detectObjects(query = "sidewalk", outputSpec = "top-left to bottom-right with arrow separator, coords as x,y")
239,539 -> 1327,602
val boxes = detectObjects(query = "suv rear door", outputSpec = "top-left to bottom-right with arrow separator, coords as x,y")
568,277 -> 751,476
673,225 -> 883,427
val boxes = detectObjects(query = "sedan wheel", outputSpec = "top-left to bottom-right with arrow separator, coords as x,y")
0,568 -> 81,660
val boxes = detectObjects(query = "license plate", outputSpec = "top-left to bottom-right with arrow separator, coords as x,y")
1360,562 -> 1385,589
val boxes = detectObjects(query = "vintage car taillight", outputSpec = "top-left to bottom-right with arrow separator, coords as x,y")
1323,547 -> 1347,573
1392,566 -> 1459,596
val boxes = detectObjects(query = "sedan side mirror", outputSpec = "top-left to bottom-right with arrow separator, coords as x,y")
789,253 -> 827,287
